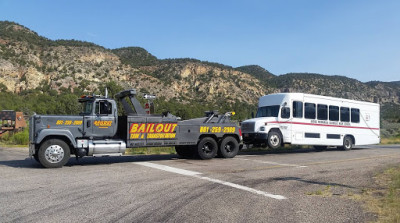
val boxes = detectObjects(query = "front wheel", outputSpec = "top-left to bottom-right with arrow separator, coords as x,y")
38,139 -> 70,168
218,136 -> 239,158
196,137 -> 218,160
267,131 -> 282,149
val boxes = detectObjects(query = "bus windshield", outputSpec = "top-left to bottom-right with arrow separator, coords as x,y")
256,105 -> 280,118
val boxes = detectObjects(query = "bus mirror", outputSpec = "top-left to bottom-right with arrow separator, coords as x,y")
282,102 -> 287,107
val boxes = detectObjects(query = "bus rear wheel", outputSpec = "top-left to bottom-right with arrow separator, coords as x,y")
341,136 -> 353,151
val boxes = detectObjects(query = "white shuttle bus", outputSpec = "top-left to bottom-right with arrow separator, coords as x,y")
241,93 -> 380,150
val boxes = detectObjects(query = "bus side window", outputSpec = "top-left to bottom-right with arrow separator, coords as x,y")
317,104 -> 328,120
329,106 -> 339,121
304,103 -> 316,119
351,108 -> 360,123
281,107 -> 290,118
340,107 -> 350,122
293,101 -> 303,118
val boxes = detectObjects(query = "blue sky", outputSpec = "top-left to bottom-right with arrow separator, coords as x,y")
1,0 -> 399,82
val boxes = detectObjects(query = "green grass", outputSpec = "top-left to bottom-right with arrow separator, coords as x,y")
380,136 -> 400,145
125,147 -> 176,155
359,165 -> 400,223
0,127 -> 29,146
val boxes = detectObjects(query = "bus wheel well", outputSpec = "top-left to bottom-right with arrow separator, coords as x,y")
344,134 -> 355,145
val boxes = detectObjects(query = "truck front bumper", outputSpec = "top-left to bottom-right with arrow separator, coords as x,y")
243,133 -> 268,145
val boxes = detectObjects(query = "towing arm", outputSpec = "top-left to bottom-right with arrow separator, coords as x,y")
115,89 -> 146,115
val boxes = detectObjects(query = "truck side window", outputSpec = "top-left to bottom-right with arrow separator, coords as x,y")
317,104 -> 328,120
304,103 -> 316,119
293,101 -> 303,118
351,108 -> 360,123
329,106 -> 339,121
340,107 -> 350,122
95,101 -> 112,115
281,107 -> 290,118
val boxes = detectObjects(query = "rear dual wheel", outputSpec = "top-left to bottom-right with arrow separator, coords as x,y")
218,136 -> 239,158
196,137 -> 218,160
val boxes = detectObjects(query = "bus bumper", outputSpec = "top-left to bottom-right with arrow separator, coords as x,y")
243,133 -> 268,145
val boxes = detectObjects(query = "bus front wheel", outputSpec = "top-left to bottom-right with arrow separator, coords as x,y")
267,131 -> 281,149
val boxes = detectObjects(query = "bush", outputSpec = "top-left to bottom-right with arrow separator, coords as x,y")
0,127 -> 29,145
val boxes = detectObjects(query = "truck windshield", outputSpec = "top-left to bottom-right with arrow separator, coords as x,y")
80,102 -> 93,115
256,105 -> 280,118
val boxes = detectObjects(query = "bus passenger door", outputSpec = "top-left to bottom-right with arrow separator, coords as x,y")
279,105 -> 292,143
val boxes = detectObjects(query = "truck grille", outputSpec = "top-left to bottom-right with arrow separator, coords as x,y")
241,122 -> 255,133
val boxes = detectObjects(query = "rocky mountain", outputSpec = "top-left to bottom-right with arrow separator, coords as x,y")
0,21 -> 399,121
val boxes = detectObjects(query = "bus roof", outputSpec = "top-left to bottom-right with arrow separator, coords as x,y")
260,93 -> 379,107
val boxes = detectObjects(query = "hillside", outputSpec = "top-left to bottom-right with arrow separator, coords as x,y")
0,21 -> 400,124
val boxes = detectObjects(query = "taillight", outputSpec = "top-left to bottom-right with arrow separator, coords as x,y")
239,128 -> 242,136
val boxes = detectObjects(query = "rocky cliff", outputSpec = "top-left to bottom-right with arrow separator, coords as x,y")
0,21 -> 399,117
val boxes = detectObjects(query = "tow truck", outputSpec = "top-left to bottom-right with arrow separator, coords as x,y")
29,89 -> 242,168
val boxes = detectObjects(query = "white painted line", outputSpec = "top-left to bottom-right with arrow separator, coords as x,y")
137,162 -> 202,176
235,157 -> 307,168
136,162 -> 287,200
198,176 -> 286,200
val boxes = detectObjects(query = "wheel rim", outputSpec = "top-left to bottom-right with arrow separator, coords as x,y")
224,142 -> 234,153
44,145 -> 65,163
270,135 -> 280,147
344,139 -> 351,149
202,142 -> 213,154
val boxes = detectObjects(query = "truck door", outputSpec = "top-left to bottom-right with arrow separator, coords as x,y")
86,100 -> 116,138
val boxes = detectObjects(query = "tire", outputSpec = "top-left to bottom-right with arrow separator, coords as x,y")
175,146 -> 194,158
38,139 -> 70,168
267,131 -> 282,149
341,136 -> 353,151
314,146 -> 327,151
196,137 -> 218,160
218,136 -> 239,158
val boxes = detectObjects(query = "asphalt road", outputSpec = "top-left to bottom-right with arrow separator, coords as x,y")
1,145 -> 400,223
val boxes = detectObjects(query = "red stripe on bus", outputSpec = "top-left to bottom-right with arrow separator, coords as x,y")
267,121 -> 380,131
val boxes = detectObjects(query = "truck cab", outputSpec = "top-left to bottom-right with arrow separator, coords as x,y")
29,93 -> 126,168
78,95 -> 118,139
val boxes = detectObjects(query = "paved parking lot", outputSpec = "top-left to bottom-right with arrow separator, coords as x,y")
1,145 -> 399,222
